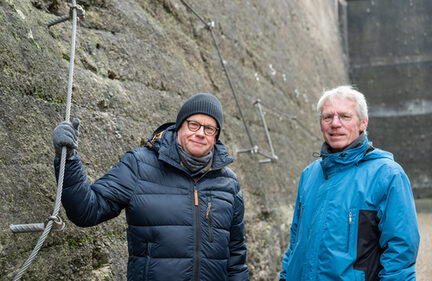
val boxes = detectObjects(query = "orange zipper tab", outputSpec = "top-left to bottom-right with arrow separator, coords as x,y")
194,190 -> 198,206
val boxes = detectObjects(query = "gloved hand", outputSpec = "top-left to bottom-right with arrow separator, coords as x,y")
52,118 -> 80,160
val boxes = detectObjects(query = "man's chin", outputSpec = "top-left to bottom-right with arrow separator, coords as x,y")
328,142 -> 346,152
189,148 -> 207,157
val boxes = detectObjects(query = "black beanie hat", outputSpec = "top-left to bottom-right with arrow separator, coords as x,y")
176,93 -> 224,139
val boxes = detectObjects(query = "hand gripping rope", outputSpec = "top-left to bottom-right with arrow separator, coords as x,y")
10,1 -> 84,280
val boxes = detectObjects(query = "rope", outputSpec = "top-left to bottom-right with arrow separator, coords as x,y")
12,1 -> 79,279
180,0 -> 256,148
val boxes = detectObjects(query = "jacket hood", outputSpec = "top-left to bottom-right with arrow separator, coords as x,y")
145,122 -> 233,173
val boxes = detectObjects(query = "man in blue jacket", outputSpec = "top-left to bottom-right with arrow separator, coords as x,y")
53,93 -> 249,281
280,86 -> 420,281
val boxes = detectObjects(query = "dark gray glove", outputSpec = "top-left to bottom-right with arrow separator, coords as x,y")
52,118 -> 80,160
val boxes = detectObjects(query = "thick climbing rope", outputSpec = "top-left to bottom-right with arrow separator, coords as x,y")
180,0 -> 256,149
12,1 -> 80,279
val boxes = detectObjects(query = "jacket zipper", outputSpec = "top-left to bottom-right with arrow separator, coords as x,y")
193,186 -> 199,281
206,200 -> 213,242
347,210 -> 352,251
192,170 -> 213,281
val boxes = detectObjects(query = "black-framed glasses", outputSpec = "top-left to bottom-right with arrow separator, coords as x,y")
186,120 -> 219,136
321,113 -> 354,124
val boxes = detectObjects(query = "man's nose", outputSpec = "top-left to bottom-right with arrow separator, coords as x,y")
195,126 -> 206,136
330,115 -> 343,126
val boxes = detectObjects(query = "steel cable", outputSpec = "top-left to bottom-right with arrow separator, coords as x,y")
180,0 -> 256,148
12,1 -> 78,279
180,1 -> 319,148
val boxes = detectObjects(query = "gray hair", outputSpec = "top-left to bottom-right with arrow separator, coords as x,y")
317,85 -> 368,121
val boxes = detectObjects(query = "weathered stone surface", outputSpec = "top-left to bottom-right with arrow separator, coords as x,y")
0,0 -> 347,279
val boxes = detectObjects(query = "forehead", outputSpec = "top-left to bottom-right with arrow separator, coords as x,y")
322,97 -> 357,113
187,114 -> 217,125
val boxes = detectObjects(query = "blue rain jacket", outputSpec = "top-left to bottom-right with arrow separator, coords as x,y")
280,136 -> 419,281
56,123 -> 249,281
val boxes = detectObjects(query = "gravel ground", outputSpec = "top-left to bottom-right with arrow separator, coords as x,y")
416,198 -> 432,281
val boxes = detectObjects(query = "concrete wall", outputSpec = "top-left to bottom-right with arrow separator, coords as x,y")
346,0 -> 432,198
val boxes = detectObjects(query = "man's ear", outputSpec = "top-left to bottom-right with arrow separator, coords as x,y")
360,118 -> 368,133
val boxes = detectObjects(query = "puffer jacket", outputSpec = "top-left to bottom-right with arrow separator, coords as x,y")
56,123 -> 249,281
280,136 -> 420,281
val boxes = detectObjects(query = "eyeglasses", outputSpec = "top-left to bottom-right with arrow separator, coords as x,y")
321,113 -> 354,124
186,120 -> 219,136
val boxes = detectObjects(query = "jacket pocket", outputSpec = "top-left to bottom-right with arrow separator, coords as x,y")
145,242 -> 152,280
206,200 -> 214,243
295,198 -> 305,243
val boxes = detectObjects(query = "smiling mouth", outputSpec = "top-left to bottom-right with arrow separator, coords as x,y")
191,140 -> 206,145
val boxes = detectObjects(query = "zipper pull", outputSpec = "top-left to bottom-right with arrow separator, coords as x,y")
347,210 -> 353,251
194,190 -> 198,206
206,201 -> 212,219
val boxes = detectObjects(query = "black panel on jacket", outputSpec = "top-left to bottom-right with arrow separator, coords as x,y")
354,210 -> 383,281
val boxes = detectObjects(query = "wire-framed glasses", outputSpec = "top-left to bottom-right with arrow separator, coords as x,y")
186,120 -> 219,136
321,113 -> 354,124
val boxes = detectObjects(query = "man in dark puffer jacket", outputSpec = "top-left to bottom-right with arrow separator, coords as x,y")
52,93 -> 249,281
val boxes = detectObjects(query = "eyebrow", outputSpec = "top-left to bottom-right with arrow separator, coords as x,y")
188,120 -> 217,127
322,111 -> 353,116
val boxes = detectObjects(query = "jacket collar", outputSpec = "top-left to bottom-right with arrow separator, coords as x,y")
321,132 -> 366,155
319,134 -> 371,174
146,123 -> 233,176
